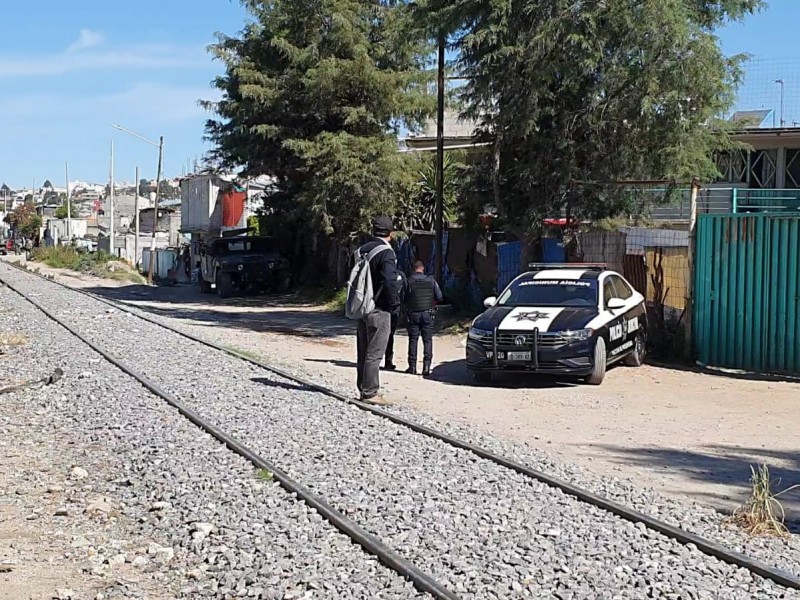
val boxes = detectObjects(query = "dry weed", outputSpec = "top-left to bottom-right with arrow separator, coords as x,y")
729,464 -> 799,537
0,332 -> 28,347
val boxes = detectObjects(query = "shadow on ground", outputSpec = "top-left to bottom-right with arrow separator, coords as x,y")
427,358 -> 625,389
587,443 -> 800,528
83,283 -> 354,339
648,359 -> 800,385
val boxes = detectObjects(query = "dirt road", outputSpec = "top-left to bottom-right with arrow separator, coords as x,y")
8,257 -> 800,523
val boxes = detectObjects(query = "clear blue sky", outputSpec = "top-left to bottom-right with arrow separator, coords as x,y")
0,0 -> 797,189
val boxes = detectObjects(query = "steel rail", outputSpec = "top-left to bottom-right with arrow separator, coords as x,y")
5,262 -> 800,591
0,272 -> 460,600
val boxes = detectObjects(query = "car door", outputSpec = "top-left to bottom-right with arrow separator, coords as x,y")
602,275 -> 627,357
608,275 -> 640,356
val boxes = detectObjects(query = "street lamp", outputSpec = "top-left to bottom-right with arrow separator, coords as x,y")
111,124 -> 164,284
775,79 -> 785,128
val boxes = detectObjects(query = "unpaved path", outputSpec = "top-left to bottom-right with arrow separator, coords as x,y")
8,256 -> 800,524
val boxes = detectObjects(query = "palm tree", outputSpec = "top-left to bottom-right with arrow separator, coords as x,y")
399,152 -> 466,231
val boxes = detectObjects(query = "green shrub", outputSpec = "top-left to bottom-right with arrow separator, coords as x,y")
30,246 -> 144,284
326,287 -> 348,313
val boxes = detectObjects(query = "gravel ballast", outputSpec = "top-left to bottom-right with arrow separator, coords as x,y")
0,277 -> 428,599
2,262 -> 800,599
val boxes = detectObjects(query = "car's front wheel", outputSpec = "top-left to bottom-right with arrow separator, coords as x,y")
585,337 -> 607,385
625,332 -> 646,367
216,271 -> 233,299
276,272 -> 291,293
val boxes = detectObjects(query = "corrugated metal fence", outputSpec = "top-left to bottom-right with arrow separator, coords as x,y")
496,241 -> 522,291
694,214 -> 800,373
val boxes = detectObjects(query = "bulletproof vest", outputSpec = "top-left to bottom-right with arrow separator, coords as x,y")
408,276 -> 435,312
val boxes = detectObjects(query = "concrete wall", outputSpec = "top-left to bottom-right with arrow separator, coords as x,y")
44,218 -> 88,242
99,232 -> 169,264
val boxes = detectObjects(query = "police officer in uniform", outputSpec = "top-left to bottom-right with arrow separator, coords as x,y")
384,269 -> 407,371
405,261 -> 443,377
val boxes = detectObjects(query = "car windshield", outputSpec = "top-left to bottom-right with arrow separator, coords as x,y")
213,238 -> 275,254
498,278 -> 598,307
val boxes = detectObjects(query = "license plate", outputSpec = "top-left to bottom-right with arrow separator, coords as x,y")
507,351 -> 531,361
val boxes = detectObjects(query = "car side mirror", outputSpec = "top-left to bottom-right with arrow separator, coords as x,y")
607,298 -> 626,311
483,296 -> 497,308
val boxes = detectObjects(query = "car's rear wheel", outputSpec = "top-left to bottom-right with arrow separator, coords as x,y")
472,371 -> 492,384
216,271 -> 233,299
199,278 -> 211,294
585,337 -> 607,385
625,332 -> 646,367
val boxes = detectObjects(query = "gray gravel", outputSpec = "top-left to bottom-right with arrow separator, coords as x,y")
3,262 -> 800,599
0,276 -> 428,599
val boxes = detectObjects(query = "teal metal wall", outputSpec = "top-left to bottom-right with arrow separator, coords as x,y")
733,189 -> 800,214
694,214 -> 800,373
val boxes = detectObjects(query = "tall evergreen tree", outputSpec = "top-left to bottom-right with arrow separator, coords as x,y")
420,0 -> 762,224
205,0 -> 433,270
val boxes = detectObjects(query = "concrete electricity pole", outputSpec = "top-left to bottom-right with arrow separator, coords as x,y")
111,124 -> 163,283
64,162 -> 71,240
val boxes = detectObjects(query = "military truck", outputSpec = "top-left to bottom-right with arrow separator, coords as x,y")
198,236 -> 291,298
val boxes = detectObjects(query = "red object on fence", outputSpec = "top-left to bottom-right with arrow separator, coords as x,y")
221,190 -> 247,228
543,218 -> 580,227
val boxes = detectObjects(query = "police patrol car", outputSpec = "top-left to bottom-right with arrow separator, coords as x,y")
466,264 -> 647,385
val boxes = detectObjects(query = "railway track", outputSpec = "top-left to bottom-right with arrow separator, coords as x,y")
2,260 -> 799,599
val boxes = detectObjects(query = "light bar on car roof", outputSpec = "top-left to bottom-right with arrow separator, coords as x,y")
527,262 -> 607,271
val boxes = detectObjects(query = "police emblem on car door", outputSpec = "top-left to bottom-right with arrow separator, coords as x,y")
603,277 -> 628,356
604,274 -> 640,358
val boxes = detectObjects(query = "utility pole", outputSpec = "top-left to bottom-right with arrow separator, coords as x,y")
434,29 -> 445,285
110,141 -> 115,256
134,166 -> 140,269
776,79 -> 786,128
147,136 -> 164,284
685,178 -> 700,361
65,162 -> 71,240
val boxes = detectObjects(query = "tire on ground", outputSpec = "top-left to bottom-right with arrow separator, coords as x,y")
625,331 -> 646,367
585,336 -> 607,385
199,278 -> 212,294
216,271 -> 233,299
276,272 -> 291,293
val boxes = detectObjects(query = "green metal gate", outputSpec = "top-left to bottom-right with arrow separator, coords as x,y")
694,214 -> 800,373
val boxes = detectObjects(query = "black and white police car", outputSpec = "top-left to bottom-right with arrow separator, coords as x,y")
466,264 -> 647,385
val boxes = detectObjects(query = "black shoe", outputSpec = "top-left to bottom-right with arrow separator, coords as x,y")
422,363 -> 432,377
405,366 -> 417,375
384,361 -> 397,371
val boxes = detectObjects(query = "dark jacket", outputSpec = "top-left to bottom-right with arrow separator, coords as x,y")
405,272 -> 443,312
358,237 -> 400,312
391,270 -> 408,315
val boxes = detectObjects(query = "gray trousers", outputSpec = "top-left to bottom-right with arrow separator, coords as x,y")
357,309 -> 391,399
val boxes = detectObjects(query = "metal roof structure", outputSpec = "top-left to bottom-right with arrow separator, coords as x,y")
729,109 -> 773,128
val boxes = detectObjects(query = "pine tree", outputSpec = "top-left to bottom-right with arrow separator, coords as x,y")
422,0 -> 763,224
205,0 -> 433,271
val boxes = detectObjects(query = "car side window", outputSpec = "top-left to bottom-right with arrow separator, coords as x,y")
603,278 -> 616,307
610,275 -> 633,300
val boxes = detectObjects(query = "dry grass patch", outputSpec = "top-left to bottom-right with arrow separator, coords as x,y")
0,332 -> 28,347
730,464 -> 799,537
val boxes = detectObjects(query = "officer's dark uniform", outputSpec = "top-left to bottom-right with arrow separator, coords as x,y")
405,271 -> 443,375
384,270 -> 407,370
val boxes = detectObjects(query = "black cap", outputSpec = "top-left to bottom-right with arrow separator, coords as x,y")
372,215 -> 394,236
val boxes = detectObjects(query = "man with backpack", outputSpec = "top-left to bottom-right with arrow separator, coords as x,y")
346,216 -> 400,406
